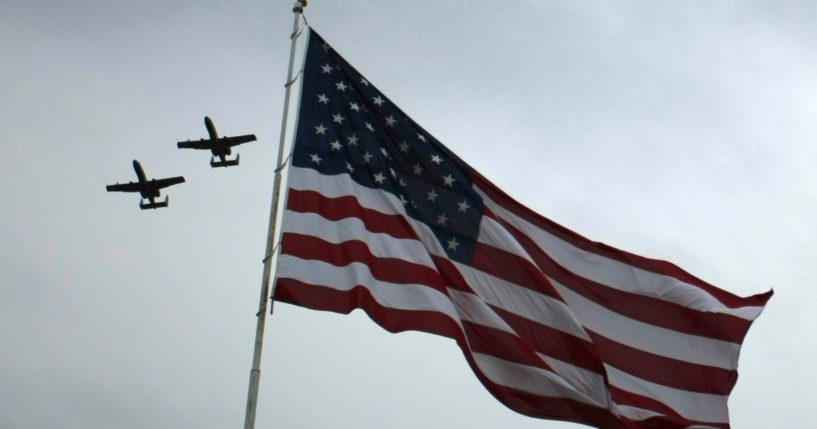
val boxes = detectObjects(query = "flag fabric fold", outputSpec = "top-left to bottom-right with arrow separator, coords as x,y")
273,28 -> 772,429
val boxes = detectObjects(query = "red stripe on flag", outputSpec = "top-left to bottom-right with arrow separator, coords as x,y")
488,305 -> 604,374
470,242 -> 562,300
274,277 -> 461,338
608,386 -> 730,429
587,330 -> 737,395
429,255 -> 476,294
281,232 -> 446,292
493,212 -> 755,343
461,321 -> 553,373
287,189 -> 417,239
473,171 -> 773,309
483,383 -> 626,429
273,277 -> 627,429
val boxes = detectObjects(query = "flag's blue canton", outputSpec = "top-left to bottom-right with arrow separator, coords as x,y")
292,30 -> 485,264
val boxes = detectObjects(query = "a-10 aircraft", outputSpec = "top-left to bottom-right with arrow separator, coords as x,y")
105,160 -> 185,209
177,116 -> 256,167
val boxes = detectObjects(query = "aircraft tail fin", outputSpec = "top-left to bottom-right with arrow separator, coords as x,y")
210,153 -> 240,168
140,196 -> 169,210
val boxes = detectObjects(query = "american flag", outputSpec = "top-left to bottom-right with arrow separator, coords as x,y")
272,29 -> 772,429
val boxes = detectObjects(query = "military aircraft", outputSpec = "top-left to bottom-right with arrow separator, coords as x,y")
105,160 -> 185,209
177,116 -> 256,167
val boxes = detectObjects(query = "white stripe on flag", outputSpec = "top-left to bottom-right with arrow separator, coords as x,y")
276,255 -> 460,322
604,364 -> 729,423
447,288 -> 515,334
551,279 -> 740,370
536,353 -> 610,408
472,352 -> 603,407
283,210 -> 435,268
476,187 -> 765,320
452,260 -> 590,341
288,166 -> 449,257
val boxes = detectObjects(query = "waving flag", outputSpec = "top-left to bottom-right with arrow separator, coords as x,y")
273,28 -> 772,429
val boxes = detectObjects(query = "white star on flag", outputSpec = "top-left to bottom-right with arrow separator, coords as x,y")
436,213 -> 448,225
446,237 -> 460,251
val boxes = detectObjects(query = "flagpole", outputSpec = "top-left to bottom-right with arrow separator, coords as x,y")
243,2 -> 306,428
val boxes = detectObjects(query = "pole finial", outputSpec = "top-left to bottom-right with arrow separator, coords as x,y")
293,0 -> 307,13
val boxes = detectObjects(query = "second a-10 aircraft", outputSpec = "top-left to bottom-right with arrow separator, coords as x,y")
106,116 -> 256,210
177,116 -> 256,168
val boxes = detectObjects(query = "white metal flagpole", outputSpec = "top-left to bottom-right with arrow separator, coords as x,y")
243,2 -> 306,428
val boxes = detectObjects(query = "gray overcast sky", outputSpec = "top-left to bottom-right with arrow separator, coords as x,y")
1,1 -> 815,428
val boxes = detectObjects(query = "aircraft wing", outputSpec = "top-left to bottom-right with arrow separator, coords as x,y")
220,134 -> 257,148
177,138 -> 214,150
150,176 -> 186,189
106,182 -> 142,193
